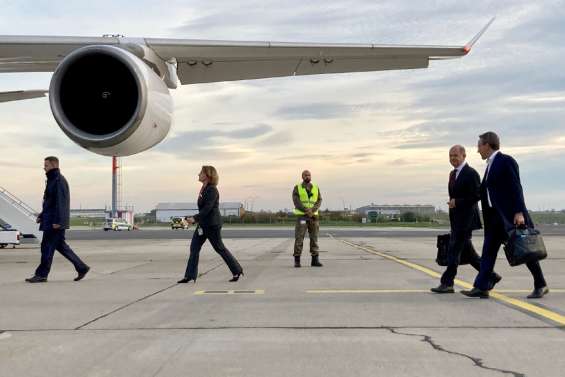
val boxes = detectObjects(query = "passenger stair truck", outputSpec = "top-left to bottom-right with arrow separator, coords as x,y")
0,186 -> 42,243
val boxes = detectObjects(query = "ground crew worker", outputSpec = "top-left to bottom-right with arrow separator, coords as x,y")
292,170 -> 323,268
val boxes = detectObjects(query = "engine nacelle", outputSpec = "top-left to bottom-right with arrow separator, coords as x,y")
49,45 -> 173,156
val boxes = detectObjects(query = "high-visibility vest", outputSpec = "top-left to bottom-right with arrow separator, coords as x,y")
293,183 -> 319,216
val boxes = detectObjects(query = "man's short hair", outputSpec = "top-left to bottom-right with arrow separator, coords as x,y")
44,156 -> 59,165
450,145 -> 466,155
479,132 -> 500,151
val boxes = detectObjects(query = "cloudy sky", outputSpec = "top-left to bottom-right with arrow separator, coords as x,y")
1,0 -> 564,213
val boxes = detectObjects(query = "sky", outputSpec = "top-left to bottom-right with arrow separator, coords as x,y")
1,0 -> 565,213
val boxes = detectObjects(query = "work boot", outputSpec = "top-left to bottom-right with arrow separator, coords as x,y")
294,256 -> 301,268
311,255 -> 323,267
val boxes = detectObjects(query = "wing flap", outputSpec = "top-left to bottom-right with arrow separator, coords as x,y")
151,40 -> 460,84
177,56 -> 428,84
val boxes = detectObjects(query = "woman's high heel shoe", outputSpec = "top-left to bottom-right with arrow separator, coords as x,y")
177,278 -> 196,284
229,272 -> 244,282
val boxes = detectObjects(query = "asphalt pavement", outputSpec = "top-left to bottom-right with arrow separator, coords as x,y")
65,224 -> 565,240
1,228 -> 564,377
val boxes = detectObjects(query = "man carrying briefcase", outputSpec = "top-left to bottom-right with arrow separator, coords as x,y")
461,132 -> 549,299
432,145 -> 500,294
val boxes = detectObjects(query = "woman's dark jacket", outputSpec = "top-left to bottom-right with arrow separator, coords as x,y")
193,185 -> 222,227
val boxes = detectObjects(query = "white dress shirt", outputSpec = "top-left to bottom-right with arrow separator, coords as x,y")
485,150 -> 500,207
454,161 -> 467,180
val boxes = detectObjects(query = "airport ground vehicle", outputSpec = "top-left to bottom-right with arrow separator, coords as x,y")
103,218 -> 132,231
170,217 -> 189,230
0,229 -> 21,248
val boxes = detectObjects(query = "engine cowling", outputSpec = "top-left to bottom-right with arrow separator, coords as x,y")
49,45 -> 174,156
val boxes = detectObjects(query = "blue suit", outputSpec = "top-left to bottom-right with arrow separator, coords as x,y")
473,152 -> 546,290
35,169 -> 88,278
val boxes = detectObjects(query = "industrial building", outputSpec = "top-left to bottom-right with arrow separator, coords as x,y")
155,202 -> 244,222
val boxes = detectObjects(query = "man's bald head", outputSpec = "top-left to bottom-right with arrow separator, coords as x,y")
449,145 -> 466,168
450,145 -> 466,155
302,170 -> 312,183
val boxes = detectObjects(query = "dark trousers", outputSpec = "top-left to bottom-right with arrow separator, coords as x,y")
35,229 -> 88,278
440,230 -> 482,286
293,216 -> 319,256
474,207 -> 547,291
183,225 -> 243,280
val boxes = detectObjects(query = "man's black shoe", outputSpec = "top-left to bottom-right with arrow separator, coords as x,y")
488,273 -> 502,290
294,256 -> 301,268
25,276 -> 47,283
461,287 -> 489,298
74,266 -> 90,281
527,286 -> 549,299
430,284 -> 454,294
311,255 -> 323,267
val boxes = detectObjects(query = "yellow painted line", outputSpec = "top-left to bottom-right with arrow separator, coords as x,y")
307,289 -> 565,294
497,289 -> 565,293
307,289 -> 428,293
335,237 -> 565,326
194,290 -> 264,295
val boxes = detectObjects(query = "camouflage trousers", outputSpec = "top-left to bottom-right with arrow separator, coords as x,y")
293,216 -> 319,256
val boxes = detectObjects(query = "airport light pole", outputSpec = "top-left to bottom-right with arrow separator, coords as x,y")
112,156 -> 118,218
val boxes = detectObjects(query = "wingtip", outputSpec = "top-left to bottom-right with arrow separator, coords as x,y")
463,16 -> 496,54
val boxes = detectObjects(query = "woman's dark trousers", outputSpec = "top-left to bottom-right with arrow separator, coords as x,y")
184,225 -> 243,280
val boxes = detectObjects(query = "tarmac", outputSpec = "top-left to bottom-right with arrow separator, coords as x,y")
1,228 -> 564,377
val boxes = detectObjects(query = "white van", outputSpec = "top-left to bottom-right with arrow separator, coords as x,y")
103,218 -> 132,231
0,229 -> 21,248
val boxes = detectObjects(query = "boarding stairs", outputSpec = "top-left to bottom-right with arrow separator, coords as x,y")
0,186 -> 42,243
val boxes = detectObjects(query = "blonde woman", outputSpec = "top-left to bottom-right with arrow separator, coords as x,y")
178,166 -> 244,283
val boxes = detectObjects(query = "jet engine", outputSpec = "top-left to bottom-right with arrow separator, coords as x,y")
49,45 -> 173,156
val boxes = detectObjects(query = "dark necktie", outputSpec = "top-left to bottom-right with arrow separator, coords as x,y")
449,169 -> 457,190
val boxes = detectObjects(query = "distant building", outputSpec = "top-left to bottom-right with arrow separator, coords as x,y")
70,209 -> 107,218
355,204 -> 435,219
155,202 -> 244,222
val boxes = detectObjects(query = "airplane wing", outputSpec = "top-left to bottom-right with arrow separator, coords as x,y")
151,40 -> 464,84
0,36 -> 119,73
0,89 -> 47,103
0,18 -> 494,84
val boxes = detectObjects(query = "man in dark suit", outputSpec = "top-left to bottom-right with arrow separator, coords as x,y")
431,145 -> 500,293
462,132 -> 549,299
26,156 -> 90,283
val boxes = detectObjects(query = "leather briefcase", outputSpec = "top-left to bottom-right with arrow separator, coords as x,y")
436,233 -> 475,266
504,227 -> 548,267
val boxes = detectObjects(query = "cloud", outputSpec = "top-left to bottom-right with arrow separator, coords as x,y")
273,102 -> 356,120
2,1 -> 565,211
157,123 -> 272,155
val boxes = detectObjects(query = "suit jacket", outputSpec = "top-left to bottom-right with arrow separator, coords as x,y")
449,164 -> 482,233
193,185 -> 222,227
481,152 -> 533,231
39,168 -> 71,231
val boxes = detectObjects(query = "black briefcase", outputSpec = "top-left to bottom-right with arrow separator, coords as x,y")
436,233 -> 474,266
503,227 -> 547,267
